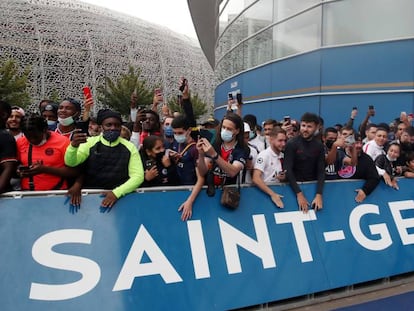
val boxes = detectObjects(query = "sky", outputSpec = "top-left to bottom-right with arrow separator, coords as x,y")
81,0 -> 198,39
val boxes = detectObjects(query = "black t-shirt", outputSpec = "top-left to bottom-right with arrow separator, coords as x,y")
0,129 -> 17,192
284,135 -> 325,194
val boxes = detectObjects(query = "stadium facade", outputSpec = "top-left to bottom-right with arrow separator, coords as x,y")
0,0 -> 215,114
188,0 -> 414,126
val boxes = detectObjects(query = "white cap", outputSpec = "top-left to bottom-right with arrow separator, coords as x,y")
244,122 -> 251,132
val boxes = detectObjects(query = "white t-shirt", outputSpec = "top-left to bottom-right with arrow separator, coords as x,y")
254,147 -> 284,182
363,140 -> 385,161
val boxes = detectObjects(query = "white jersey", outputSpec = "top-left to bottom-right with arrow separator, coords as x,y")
363,140 -> 385,161
254,147 -> 284,182
244,145 -> 258,184
249,135 -> 265,152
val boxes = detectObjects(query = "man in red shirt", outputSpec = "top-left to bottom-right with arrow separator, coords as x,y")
17,115 -> 78,191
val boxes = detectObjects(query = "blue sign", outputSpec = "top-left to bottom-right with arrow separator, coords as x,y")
1,179 -> 414,310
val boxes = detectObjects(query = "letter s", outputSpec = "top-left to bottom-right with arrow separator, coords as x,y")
29,229 -> 101,301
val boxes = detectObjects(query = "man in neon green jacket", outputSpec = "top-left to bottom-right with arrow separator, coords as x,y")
65,109 -> 143,209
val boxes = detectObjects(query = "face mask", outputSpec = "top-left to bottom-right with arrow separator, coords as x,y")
387,154 -> 397,162
221,129 -> 233,142
249,131 -> 255,140
174,134 -> 187,144
103,130 -> 121,142
58,116 -> 74,126
155,151 -> 164,162
47,120 -> 57,126
164,126 -> 174,138
325,140 -> 335,149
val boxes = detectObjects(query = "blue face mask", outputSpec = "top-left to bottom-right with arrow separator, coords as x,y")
47,120 -> 57,126
174,134 -> 187,144
164,125 -> 174,138
103,130 -> 121,142
249,131 -> 255,140
221,129 -> 233,142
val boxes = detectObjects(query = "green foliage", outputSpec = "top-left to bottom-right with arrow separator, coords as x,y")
97,65 -> 152,116
48,89 -> 61,103
0,58 -> 31,108
167,93 -> 208,122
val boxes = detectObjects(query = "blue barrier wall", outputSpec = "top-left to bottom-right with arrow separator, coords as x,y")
1,179 -> 414,310
215,39 -> 414,126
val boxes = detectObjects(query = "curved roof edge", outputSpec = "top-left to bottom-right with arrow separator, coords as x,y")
187,0 -> 219,68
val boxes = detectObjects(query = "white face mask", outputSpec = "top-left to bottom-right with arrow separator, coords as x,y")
387,154 -> 397,162
47,120 -> 57,126
58,116 -> 74,126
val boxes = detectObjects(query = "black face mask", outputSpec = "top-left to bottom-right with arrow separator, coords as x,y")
325,140 -> 335,149
155,151 -> 164,162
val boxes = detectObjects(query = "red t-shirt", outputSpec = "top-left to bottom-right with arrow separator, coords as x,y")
17,131 -> 70,190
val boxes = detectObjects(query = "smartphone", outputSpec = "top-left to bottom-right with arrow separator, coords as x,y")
352,106 -> 357,110
19,165 -> 30,171
236,93 -> 242,105
82,86 -> 92,100
284,116 -> 291,123
228,92 -> 233,101
179,79 -> 187,92
145,159 -> 156,169
345,135 -> 355,146
75,122 -> 88,134
369,105 -> 374,110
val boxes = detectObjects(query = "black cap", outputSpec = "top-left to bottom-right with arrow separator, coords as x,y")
41,103 -> 58,115
97,109 -> 122,125
202,117 -> 219,127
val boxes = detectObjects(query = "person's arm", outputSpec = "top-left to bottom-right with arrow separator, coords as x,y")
180,80 -> 196,127
64,135 -> 92,167
178,168 -> 205,221
344,107 -> 358,128
82,97 -> 93,122
0,161 -> 17,194
252,169 -> 284,208
359,109 -> 374,139
23,162 -> 80,178
315,144 -> 326,195
326,136 -> 345,165
343,144 -> 358,167
361,155 -> 380,196
112,142 -> 145,198
284,141 -> 301,194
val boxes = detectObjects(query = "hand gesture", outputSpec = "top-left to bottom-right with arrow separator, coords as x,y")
178,200 -> 192,221
71,129 -> 88,147
355,189 -> 366,203
311,193 -> 323,211
297,192 -> 310,213
145,166 -> 158,181
270,193 -> 284,208
196,138 -> 214,157
99,191 -> 118,212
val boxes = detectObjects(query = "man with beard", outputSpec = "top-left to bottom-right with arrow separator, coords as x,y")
252,127 -> 287,208
284,112 -> 325,212
7,106 -> 25,140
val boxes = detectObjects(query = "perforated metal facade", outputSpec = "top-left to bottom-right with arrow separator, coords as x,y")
0,0 -> 215,112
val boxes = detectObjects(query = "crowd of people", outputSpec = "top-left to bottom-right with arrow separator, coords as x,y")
1,78 -> 414,220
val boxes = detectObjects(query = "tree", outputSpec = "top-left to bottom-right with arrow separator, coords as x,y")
0,58 -> 31,107
97,65 -> 153,116
167,93 -> 208,122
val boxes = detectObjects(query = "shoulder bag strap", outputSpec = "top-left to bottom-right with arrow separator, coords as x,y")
28,144 -> 35,191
